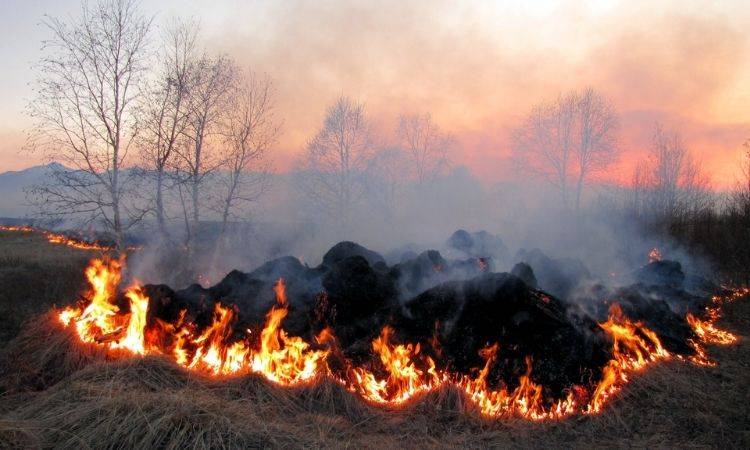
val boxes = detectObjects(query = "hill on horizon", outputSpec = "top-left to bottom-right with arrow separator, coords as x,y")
0,163 -> 68,218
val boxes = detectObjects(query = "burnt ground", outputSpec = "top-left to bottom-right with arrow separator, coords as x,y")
0,231 -> 749,448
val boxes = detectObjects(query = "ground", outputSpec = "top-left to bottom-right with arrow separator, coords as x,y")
0,229 -> 748,448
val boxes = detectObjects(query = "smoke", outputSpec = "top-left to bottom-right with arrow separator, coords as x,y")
16,0 -> 733,293
193,0 -> 750,189
124,159 -> 714,307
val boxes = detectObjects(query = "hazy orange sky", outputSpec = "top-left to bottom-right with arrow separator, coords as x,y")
1,0 -> 748,189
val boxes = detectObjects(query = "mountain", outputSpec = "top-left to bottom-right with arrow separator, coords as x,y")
0,163 -> 67,218
0,163 -> 294,221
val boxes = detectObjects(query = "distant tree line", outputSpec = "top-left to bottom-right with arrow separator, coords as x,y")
641,140 -> 750,284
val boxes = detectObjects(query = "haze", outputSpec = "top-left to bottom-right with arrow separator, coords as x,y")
0,0 -> 749,189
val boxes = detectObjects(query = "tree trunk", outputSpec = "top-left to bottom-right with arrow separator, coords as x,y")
191,177 -> 199,244
156,168 -> 166,239
575,168 -> 585,214
113,191 -> 123,252
560,166 -> 569,210
190,130 -> 203,248
112,139 -> 123,253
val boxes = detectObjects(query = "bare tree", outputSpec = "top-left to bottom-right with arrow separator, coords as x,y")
139,19 -> 197,240
365,146 -> 409,221
512,88 -> 618,211
212,71 -> 279,240
630,123 -> 710,221
512,92 -> 577,207
26,0 -> 151,251
629,160 -> 650,220
735,139 -> 750,210
397,113 -> 451,184
175,54 -> 236,246
573,88 -> 619,211
298,96 -> 374,231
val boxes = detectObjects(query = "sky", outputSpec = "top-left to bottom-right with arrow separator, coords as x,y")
0,0 -> 749,189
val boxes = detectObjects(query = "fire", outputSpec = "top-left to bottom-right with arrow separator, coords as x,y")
250,279 -> 328,383
456,349 -> 577,420
45,233 -> 110,251
684,289 -> 741,366
59,258 -> 326,383
348,326 -> 443,404
687,313 -> 736,346
0,224 -> 138,251
184,303 -> 247,375
345,330 -> 575,420
587,303 -> 670,413
57,258 -> 744,421
117,287 -> 149,354
648,248 -> 662,263
63,258 -> 123,343
59,258 -> 150,355
0,225 -> 34,232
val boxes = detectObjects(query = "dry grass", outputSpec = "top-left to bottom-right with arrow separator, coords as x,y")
0,229 -> 90,344
0,232 -> 748,449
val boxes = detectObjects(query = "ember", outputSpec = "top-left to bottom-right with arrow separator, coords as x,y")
649,248 -> 662,263
56,250 -> 742,421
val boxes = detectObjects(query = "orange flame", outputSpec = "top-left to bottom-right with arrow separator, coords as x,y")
648,248 -> 662,263
0,225 -> 139,252
684,291 -> 741,366
57,258 -> 744,420
59,258 -> 149,354
587,303 -> 670,413
117,287 -> 149,354
347,326 -> 443,404
250,279 -> 328,383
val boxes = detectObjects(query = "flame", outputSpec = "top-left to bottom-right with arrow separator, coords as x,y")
0,225 -> 34,232
648,248 -> 662,263
65,258 -> 123,343
348,326 -> 443,404
186,303 -> 248,375
57,258 -> 744,420
587,303 -> 670,413
687,313 -> 736,346
456,347 -> 577,420
58,258 -> 149,354
0,225 -> 139,252
116,287 -> 149,354
45,233 -> 110,251
684,290 -> 741,366
59,259 -> 326,383
250,279 -> 328,383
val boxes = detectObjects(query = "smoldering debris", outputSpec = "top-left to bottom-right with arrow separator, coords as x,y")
133,230 -> 722,398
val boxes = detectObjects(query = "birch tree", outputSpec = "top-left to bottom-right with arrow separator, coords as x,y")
512,92 -> 577,207
397,113 -> 451,184
573,88 -> 618,211
213,71 -> 279,240
26,0 -> 151,251
512,88 -> 618,211
298,96 -> 373,231
647,124 -> 709,219
139,19 -> 197,240
175,54 -> 236,246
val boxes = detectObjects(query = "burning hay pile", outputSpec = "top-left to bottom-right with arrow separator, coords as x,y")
0,233 -> 746,447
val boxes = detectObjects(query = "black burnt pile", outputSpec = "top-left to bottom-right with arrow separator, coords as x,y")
134,231 -> 723,398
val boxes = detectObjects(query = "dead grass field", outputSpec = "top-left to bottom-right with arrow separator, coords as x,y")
0,230 -> 748,449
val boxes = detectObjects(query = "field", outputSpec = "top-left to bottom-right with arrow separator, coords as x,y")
0,229 -> 748,449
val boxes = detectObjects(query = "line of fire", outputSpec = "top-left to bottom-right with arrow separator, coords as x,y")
4,224 -> 740,422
